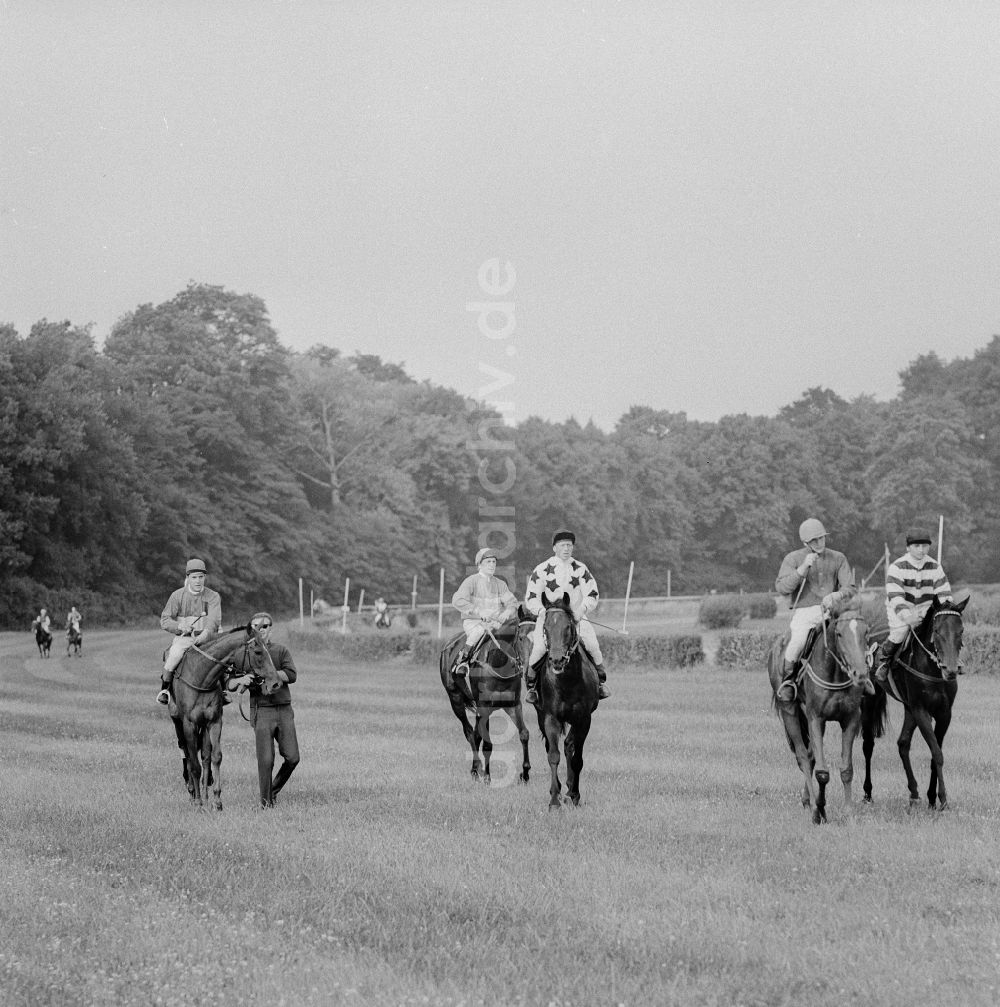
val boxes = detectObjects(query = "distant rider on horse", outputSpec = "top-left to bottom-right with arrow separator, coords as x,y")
774,518 -> 870,702
451,547 -> 518,676
524,529 -> 610,704
32,608 -> 52,638
66,606 -> 82,637
873,529 -> 954,686
157,557 -> 223,705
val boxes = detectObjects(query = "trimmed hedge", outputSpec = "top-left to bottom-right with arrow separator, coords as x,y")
287,628 -> 705,669
698,595 -> 745,629
716,631 -> 782,668
745,593 -> 778,620
962,627 -> 1000,675
601,633 -> 705,668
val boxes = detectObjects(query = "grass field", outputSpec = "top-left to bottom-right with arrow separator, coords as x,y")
1,625 -> 998,1007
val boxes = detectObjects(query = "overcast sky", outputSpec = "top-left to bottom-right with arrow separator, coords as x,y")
3,2 -> 999,429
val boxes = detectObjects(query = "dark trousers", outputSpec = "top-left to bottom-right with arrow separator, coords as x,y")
253,703 -> 300,806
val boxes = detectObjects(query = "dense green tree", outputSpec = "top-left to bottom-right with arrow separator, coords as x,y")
0,321 -> 148,612
104,284 -> 323,610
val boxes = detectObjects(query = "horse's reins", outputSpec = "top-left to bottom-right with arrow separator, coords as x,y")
802,613 -> 867,691
894,609 -> 962,685
543,610 -> 579,671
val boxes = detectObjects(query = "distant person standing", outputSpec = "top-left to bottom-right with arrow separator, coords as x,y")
157,557 -> 222,705
234,612 -> 300,808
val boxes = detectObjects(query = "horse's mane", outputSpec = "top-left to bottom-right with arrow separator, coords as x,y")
199,624 -> 252,654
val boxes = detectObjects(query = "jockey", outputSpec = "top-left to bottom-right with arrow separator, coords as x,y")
774,518 -> 869,701
32,608 -> 52,636
451,548 -> 518,675
873,530 -> 954,686
66,606 -> 82,636
157,557 -> 223,705
524,529 -> 610,704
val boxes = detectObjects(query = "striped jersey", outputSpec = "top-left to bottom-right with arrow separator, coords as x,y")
885,554 -> 952,614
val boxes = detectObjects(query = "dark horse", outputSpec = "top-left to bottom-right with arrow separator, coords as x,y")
861,593 -> 968,810
34,622 -> 52,658
439,609 -> 533,785
534,593 -> 600,809
767,602 -> 871,824
169,624 -> 282,809
66,624 -> 83,658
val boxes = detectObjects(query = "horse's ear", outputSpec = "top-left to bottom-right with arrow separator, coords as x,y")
561,592 -> 571,608
952,588 -> 971,612
542,595 -> 550,610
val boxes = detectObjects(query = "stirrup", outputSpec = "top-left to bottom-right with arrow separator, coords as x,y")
453,661 -> 469,677
156,689 -> 171,705
775,679 -> 797,702
525,687 -> 539,705
597,683 -> 611,699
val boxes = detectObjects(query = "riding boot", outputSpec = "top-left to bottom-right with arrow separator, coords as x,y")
156,675 -> 172,705
873,639 -> 901,686
525,656 -> 543,705
595,663 -> 611,700
775,659 -> 798,702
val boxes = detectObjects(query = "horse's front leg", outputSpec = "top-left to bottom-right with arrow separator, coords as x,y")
208,720 -> 223,811
896,707 -> 921,805
838,710 -> 862,809
861,707 -> 876,803
564,716 -> 591,806
920,707 -> 951,809
807,715 -> 829,824
469,711 -> 483,779
479,710 -> 493,786
510,700 -> 531,783
779,707 -> 816,813
182,722 -> 202,806
543,718 -> 563,808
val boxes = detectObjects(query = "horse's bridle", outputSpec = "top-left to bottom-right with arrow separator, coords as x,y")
897,609 -> 963,684
543,609 -> 579,672
803,612 -> 868,691
174,633 -> 260,694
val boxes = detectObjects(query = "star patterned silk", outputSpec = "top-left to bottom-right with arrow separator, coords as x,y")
524,555 -> 600,616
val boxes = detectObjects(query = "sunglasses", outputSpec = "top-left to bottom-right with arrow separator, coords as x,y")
254,622 -> 272,630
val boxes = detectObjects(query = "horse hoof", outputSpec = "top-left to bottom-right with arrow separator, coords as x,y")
862,795 -> 873,804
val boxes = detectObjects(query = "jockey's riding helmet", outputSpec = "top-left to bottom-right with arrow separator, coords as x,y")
552,529 -> 576,546
475,547 -> 498,565
798,518 -> 827,543
186,557 -> 207,574
906,530 -> 933,546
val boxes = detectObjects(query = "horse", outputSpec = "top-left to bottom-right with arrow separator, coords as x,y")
169,624 -> 282,810
439,608 -> 533,785
34,622 -> 52,658
66,624 -> 83,657
860,592 -> 968,810
534,593 -> 600,809
767,602 -> 872,824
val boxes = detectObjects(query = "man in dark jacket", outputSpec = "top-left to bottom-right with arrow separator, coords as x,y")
235,612 -> 300,808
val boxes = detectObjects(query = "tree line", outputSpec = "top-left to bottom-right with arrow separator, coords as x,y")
1,282 -> 996,626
